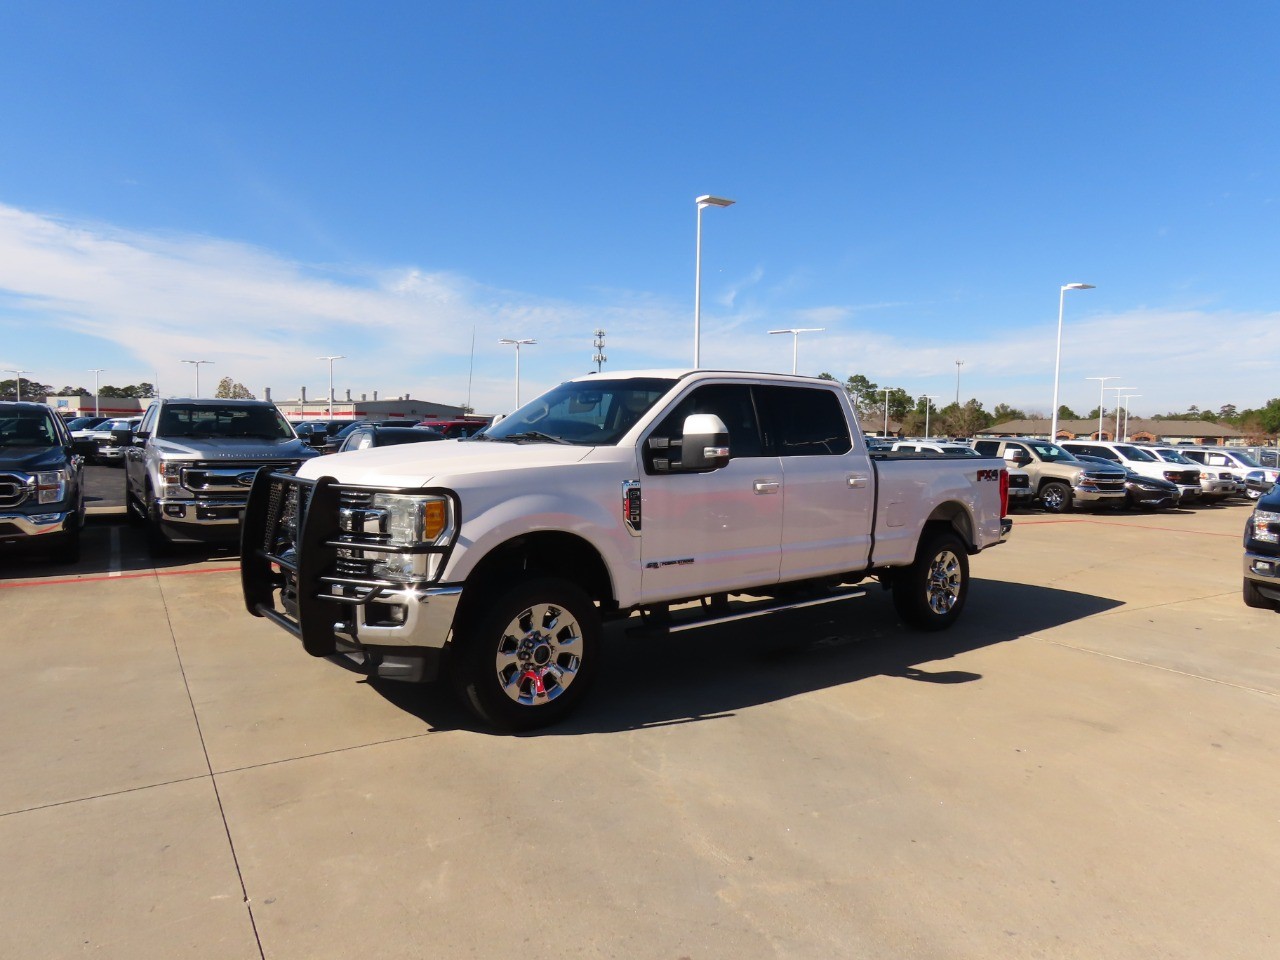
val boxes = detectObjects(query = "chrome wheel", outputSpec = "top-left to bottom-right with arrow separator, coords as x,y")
494,601 -> 584,706
925,548 -> 963,615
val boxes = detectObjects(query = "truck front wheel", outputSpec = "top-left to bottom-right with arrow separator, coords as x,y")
1039,480 -> 1074,514
891,530 -> 969,631
451,577 -> 601,731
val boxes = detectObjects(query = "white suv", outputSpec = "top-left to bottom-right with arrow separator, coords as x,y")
1181,447 -> 1280,500
1145,445 -> 1239,502
1060,440 -> 1202,502
891,439 -> 1034,506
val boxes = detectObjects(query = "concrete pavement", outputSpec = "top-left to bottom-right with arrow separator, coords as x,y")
2,502 -> 1278,958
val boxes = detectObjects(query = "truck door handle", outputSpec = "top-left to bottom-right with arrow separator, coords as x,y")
754,480 -> 780,495
848,474 -> 869,488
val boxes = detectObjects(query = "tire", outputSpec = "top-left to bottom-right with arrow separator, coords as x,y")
125,487 -> 145,526
143,487 -> 174,557
1247,488 -> 1263,501
48,522 -> 81,565
1039,480 -> 1074,514
451,577 -> 601,732
1243,578 -> 1275,611
892,530 -> 969,631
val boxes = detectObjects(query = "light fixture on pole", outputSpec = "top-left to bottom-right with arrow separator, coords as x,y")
954,359 -> 965,406
499,338 -> 537,408
1050,283 -> 1095,442
1119,393 -> 1141,442
1109,386 -> 1136,441
693,194 -> 735,368
883,387 -> 891,438
921,395 -> 939,439
317,355 -> 345,412
88,368 -> 105,417
7,369 -> 31,401
767,328 -> 824,375
1085,375 -> 1118,439
180,359 -> 213,397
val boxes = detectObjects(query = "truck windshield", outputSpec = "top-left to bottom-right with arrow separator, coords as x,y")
158,404 -> 295,440
1116,444 -> 1156,462
1027,441 -> 1079,463
482,378 -> 676,446
0,413 -> 57,447
1154,448 -> 1194,464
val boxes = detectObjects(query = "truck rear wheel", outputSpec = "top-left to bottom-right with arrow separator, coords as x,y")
892,530 -> 969,631
1039,480 -> 1074,513
451,577 -> 601,731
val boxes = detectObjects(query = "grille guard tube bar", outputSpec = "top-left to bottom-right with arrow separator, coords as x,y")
240,468 -> 462,659
241,469 -> 341,656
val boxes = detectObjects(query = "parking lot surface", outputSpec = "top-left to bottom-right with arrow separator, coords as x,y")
2,500 -> 1279,959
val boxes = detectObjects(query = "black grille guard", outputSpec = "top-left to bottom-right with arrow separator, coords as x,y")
240,467 -> 458,657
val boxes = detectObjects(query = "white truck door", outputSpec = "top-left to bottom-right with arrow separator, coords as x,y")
638,383 -> 783,602
756,385 -> 873,580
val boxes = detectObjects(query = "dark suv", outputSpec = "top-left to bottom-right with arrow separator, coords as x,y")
0,402 -> 91,562
1243,484 -> 1280,611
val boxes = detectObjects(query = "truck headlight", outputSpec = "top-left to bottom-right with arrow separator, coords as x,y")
35,470 -> 68,504
1251,510 -> 1280,544
157,460 -> 189,497
370,493 -> 455,581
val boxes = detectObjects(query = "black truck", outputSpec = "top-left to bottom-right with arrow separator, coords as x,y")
0,401 -> 92,563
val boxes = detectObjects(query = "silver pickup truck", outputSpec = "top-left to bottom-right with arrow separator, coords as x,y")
121,398 -> 319,554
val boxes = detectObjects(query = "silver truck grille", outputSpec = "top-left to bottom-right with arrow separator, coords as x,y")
1083,473 -> 1126,491
184,461 -> 301,494
0,474 -> 31,508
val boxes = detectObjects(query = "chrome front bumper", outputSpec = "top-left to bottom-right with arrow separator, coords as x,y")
154,497 -> 246,526
1244,550 -> 1280,601
0,510 -> 76,538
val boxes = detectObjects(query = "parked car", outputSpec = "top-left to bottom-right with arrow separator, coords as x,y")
1181,447 -> 1280,494
1072,454 -> 1179,510
1243,484 -> 1280,610
291,422 -> 329,442
0,401 -> 92,562
121,398 -> 319,554
416,417 -> 491,438
890,439 -> 1033,507
86,417 -> 142,464
336,425 -> 445,452
1142,444 -> 1239,502
1059,440 -> 1201,503
66,416 -> 109,433
972,437 -> 1126,513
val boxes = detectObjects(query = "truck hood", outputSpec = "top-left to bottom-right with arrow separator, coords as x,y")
151,437 -> 318,460
0,447 -> 68,472
297,438 -> 595,486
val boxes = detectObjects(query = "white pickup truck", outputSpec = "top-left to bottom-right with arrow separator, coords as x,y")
241,370 -> 1011,730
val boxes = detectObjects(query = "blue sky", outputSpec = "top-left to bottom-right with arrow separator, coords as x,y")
1,2 -> 1277,418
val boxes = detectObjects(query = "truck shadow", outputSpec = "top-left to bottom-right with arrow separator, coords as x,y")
368,578 -> 1123,735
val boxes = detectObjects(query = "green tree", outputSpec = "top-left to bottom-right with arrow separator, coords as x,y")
1057,404 -> 1080,420
214,377 -> 255,399
991,403 -> 1026,423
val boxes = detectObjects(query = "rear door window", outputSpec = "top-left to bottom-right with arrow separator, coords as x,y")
756,386 -> 852,457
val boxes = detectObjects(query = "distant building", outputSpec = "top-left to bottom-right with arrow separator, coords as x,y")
48,396 -> 147,419
267,387 -> 470,424
976,418 -> 1247,446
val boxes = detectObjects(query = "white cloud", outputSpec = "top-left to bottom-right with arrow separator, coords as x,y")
1,202 -> 1276,418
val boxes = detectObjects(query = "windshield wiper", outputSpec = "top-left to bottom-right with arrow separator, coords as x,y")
497,431 -> 572,445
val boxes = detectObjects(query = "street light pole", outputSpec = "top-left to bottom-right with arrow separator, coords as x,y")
88,368 -> 105,417
1109,386 -> 1136,441
1085,375 -> 1118,439
883,387 -> 891,438
954,360 -> 964,406
317,356 -> 345,412
767,328 -> 824,375
921,395 -> 939,439
1119,394 -> 1141,442
180,359 -> 213,397
693,194 -> 735,368
7,369 -> 30,401
498,338 -> 537,408
1050,283 -> 1095,442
